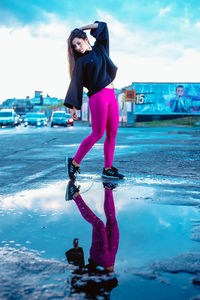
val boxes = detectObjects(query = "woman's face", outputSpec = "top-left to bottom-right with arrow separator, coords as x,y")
72,37 -> 90,54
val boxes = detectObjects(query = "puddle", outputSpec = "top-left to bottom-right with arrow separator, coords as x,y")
0,177 -> 200,299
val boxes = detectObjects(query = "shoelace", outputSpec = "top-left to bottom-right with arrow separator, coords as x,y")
70,164 -> 80,174
104,183 -> 117,189
111,166 -> 118,173
107,169 -> 116,175
75,168 -> 80,174
70,184 -> 80,195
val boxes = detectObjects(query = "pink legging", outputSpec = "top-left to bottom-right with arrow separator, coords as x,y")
74,88 -> 119,168
74,188 -> 119,269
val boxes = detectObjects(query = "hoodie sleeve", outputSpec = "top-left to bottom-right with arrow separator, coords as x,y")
90,21 -> 109,55
64,60 -> 83,110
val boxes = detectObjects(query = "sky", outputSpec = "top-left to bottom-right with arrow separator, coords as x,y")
0,0 -> 200,103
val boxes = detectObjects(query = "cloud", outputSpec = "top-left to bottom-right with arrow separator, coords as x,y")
97,10 -> 185,58
0,0 -> 73,26
0,14 -> 71,101
0,1 -> 46,26
1,9 -> 200,103
0,0 -> 102,26
195,21 -> 200,28
96,10 -> 200,87
159,217 -> 171,227
159,6 -> 171,16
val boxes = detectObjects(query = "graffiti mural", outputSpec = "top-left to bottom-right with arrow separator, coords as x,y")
130,83 -> 200,115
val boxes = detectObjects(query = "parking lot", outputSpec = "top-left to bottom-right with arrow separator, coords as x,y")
0,124 -> 200,299
0,109 -> 74,129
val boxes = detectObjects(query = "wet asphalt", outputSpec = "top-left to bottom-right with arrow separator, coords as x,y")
0,124 -> 199,195
0,123 -> 200,299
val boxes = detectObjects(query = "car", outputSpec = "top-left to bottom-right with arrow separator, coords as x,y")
24,113 -> 48,127
50,111 -> 74,127
19,114 -> 27,123
0,109 -> 19,127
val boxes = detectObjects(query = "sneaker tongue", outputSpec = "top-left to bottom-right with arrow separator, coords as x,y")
111,167 -> 118,172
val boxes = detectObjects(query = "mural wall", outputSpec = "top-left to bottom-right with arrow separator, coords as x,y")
81,83 -> 200,123
130,82 -> 200,115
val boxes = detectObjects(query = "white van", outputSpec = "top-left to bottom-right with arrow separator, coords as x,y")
0,109 -> 19,127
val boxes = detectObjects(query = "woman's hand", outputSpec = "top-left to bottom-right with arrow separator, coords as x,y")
71,106 -> 78,121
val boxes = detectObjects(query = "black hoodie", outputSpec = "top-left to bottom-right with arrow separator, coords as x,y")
64,21 -> 118,110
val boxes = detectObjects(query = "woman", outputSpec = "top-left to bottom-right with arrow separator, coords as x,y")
64,21 -> 124,180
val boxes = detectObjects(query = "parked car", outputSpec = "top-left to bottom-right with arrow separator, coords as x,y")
19,114 -> 27,123
51,111 -> 74,127
24,113 -> 48,127
0,109 -> 19,127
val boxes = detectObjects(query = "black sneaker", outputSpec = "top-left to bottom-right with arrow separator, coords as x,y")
66,157 -> 80,180
102,166 -> 124,179
103,181 -> 118,190
66,180 -> 80,201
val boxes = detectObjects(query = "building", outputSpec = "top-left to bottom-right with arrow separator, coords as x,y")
1,91 -> 64,115
118,82 -> 200,122
30,91 -> 43,106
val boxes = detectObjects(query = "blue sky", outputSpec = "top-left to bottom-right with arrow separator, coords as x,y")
0,0 -> 200,102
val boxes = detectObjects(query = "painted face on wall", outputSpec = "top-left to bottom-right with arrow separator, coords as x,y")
176,87 -> 184,97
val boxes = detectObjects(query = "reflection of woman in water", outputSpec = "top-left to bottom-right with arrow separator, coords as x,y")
65,181 -> 119,297
67,181 -> 119,273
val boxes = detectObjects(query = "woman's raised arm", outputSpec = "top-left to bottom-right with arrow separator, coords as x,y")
79,23 -> 98,31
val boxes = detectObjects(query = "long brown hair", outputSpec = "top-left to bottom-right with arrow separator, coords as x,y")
67,28 -> 88,78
